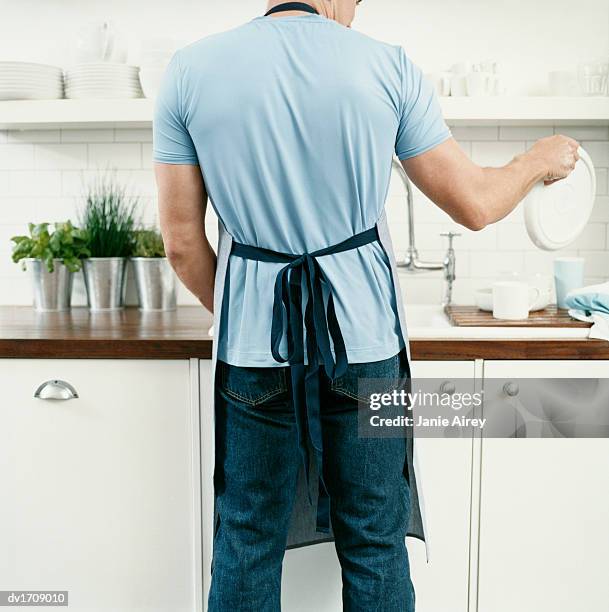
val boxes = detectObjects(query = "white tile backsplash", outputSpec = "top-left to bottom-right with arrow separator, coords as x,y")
0,125 -> 607,306
582,141 -> 609,167
34,144 -> 87,170
471,141 -> 526,166
0,172 -> 8,196
590,196 -> 609,222
88,143 -> 141,169
558,126 -> 609,141
571,223 -> 607,251
469,250 -> 525,278
141,143 -> 153,169
0,144 -> 34,169
596,168 -> 608,195
499,126 -> 553,141
450,126 -> 498,141
115,129 -> 153,143
0,196 -> 39,224
8,170 -> 62,197
61,129 -> 114,143
580,251 -> 609,277
7,129 -> 60,144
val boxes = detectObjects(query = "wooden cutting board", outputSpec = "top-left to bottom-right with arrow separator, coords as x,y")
444,305 -> 592,328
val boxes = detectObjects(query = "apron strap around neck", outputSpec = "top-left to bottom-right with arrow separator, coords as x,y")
265,2 -> 319,17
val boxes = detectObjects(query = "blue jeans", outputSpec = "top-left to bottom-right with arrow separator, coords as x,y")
208,352 -> 415,612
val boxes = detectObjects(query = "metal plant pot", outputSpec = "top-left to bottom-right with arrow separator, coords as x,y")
131,257 -> 177,311
25,258 -> 74,312
82,257 -> 127,311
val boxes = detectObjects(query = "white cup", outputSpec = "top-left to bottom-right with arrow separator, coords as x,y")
450,75 -> 467,97
466,72 -> 492,96
451,61 -> 472,75
492,281 -> 541,320
496,271 -> 554,311
432,72 -> 451,96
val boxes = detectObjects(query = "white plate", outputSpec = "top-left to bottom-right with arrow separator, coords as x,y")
65,70 -> 139,79
523,146 -> 596,251
68,62 -> 139,69
0,61 -> 62,74
0,91 -> 63,100
65,91 -> 142,99
0,74 -> 63,87
65,86 -> 141,94
66,65 -> 139,75
0,79 -> 62,86
0,88 -> 63,96
64,78 -> 141,86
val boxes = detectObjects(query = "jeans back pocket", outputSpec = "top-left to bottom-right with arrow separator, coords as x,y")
330,352 -> 406,403
218,361 -> 289,406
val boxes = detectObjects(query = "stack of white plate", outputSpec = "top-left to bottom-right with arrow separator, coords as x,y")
64,63 -> 143,99
0,61 -> 63,100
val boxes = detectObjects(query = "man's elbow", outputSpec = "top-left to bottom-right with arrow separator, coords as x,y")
164,240 -> 189,267
456,201 -> 488,232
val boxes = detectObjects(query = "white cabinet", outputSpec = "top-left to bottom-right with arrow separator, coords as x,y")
407,361 -> 476,612
0,359 -> 199,612
279,360 -> 476,612
478,361 -> 609,612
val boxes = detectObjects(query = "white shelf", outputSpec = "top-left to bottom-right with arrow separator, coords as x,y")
440,96 -> 609,126
0,96 -> 608,130
0,99 -> 154,130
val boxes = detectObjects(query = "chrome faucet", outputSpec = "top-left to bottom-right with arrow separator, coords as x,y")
391,158 -> 460,306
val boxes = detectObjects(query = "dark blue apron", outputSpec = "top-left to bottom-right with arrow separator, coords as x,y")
231,226 -> 380,532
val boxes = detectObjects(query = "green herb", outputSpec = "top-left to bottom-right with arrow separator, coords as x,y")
132,229 -> 166,258
11,221 -> 91,273
79,173 -> 140,257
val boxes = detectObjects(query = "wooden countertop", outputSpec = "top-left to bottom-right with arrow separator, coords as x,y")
1,305 -> 608,360
0,305 -> 213,359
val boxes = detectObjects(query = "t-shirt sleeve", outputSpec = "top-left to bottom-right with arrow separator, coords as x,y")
153,51 -> 199,165
394,47 -> 452,161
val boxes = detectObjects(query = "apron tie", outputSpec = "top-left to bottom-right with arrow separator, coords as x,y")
231,226 -> 380,532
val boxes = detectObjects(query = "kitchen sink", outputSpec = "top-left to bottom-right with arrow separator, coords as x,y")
405,305 -> 452,329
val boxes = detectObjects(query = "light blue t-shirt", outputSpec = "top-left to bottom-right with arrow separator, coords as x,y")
153,13 -> 451,367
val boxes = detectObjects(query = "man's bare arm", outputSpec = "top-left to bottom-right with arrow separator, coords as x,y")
402,135 -> 580,231
154,163 -> 216,312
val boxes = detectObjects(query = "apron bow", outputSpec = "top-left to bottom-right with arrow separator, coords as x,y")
231,226 -> 380,532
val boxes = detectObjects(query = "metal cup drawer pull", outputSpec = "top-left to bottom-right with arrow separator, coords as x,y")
439,381 -> 456,395
503,382 -> 520,397
34,380 -> 79,401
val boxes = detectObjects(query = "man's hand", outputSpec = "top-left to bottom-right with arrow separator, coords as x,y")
523,135 -> 580,185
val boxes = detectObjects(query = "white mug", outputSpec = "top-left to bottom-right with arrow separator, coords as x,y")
451,61 -> 472,75
450,75 -> 467,97
496,271 -> 553,311
425,72 -> 451,96
493,281 -> 541,320
466,72 -> 492,96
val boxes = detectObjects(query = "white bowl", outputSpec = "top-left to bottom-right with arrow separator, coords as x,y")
475,288 -> 494,311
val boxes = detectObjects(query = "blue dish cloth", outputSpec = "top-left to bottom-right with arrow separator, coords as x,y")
565,282 -> 609,341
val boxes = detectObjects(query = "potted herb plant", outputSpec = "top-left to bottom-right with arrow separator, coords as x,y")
130,228 -> 177,311
11,221 -> 90,311
79,174 -> 139,311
